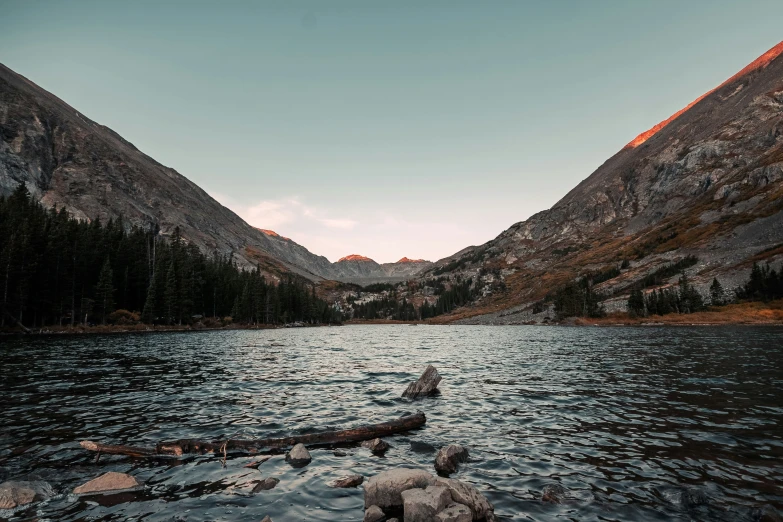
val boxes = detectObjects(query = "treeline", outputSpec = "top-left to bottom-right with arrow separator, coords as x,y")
553,278 -> 606,319
351,276 -> 477,321
627,274 -> 705,317
736,262 -> 783,301
0,184 -> 339,328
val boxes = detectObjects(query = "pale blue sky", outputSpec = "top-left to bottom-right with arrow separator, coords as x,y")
1,1 -> 781,262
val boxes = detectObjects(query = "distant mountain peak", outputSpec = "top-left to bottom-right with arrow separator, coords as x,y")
338,254 -> 374,263
397,257 -> 427,263
625,40 -> 783,150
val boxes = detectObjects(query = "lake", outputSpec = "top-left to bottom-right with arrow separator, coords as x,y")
1,325 -> 782,521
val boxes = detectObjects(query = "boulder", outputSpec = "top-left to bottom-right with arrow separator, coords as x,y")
285,443 -> 311,466
541,483 -> 566,503
401,485 -> 451,522
436,502 -> 473,522
252,478 -> 280,492
435,477 -> 493,521
364,468 -> 436,509
362,438 -> 390,454
434,445 -> 469,475
402,365 -> 442,399
0,480 -> 54,509
73,472 -> 140,494
364,504 -> 386,522
331,474 -> 364,488
754,505 -> 783,522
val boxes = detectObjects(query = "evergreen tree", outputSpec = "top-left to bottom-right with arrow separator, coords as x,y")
709,277 -> 725,306
95,258 -> 115,324
627,288 -> 645,317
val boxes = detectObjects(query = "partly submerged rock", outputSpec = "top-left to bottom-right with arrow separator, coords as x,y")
434,445 -> 469,475
364,504 -> 386,522
244,455 -> 273,469
362,438 -> 390,454
260,517 -> 273,522
541,483 -> 567,503
74,472 -> 141,495
754,504 -> 783,522
401,485 -> 451,522
0,480 -> 54,509
436,502 -> 473,522
364,468 -> 436,509
402,365 -> 442,399
252,478 -> 279,492
285,443 -> 311,466
331,474 -> 364,488
435,477 -> 494,521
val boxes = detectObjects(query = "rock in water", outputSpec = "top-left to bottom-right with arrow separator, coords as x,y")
434,477 -> 494,521
362,438 -> 390,454
401,485 -> 451,522
364,504 -> 386,522
436,502 -> 473,522
331,474 -> 364,488
286,443 -> 312,466
541,483 -> 567,503
364,468 -> 436,509
402,365 -> 442,398
244,455 -> 273,469
0,481 -> 54,509
73,472 -> 141,494
434,445 -> 469,475
252,478 -> 279,492
260,517 -> 273,522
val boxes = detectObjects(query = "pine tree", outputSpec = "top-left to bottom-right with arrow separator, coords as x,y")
627,288 -> 645,317
709,278 -> 725,306
164,261 -> 178,324
95,258 -> 115,324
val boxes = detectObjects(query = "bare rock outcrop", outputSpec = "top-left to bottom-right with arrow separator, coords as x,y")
364,468 -> 436,509
434,477 -> 494,521
73,472 -> 140,494
434,445 -> 469,475
401,485 -> 451,522
402,365 -> 442,399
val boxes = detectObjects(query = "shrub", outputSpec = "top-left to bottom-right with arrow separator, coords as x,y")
108,309 -> 140,325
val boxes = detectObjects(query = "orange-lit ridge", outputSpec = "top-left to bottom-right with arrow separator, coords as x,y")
396,257 -> 427,263
338,254 -> 374,262
625,40 -> 783,149
256,228 -> 291,241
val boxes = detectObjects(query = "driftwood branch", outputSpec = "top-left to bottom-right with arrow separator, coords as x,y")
80,413 -> 426,458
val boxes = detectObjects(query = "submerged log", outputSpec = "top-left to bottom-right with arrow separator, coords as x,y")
80,413 -> 426,458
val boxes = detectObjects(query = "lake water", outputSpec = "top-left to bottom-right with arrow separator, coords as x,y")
1,325 -> 782,521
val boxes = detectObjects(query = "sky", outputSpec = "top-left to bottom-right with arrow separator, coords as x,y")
1,1 -> 781,263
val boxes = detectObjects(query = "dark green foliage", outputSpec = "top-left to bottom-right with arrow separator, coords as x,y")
627,273 -> 706,317
420,277 -> 476,319
589,266 -> 621,286
361,282 -> 397,293
0,184 -> 338,328
709,278 -> 725,306
640,256 -> 699,287
352,276 -> 477,320
620,259 -> 631,269
736,262 -> 783,302
95,258 -> 115,324
553,278 -> 605,319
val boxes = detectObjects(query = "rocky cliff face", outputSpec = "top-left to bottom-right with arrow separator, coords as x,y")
0,63 -> 346,281
329,254 -> 432,284
425,41 -> 783,322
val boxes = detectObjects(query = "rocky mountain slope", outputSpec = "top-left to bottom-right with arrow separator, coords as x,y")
0,62 -> 353,281
330,254 -> 432,284
423,40 -> 783,323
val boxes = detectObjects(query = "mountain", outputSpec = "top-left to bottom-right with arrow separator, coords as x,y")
424,41 -> 783,323
330,254 -> 432,284
0,62 -> 347,281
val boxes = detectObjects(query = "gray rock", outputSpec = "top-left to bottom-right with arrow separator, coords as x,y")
754,505 -> 783,522
401,485 -> 451,522
434,477 -> 494,521
244,455 -> 273,469
362,438 -> 390,454
402,365 -> 442,398
73,472 -> 141,495
331,474 -> 364,488
0,480 -> 54,509
260,517 -> 273,522
364,504 -> 386,522
434,445 -> 469,475
436,502 -> 473,522
387,519 -> 400,522
285,443 -> 311,466
364,468 -> 436,509
252,477 -> 280,492
541,483 -> 566,503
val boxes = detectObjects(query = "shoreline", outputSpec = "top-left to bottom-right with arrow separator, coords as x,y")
0,322 -> 341,337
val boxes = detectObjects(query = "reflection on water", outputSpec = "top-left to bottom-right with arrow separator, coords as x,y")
1,325 -> 782,521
